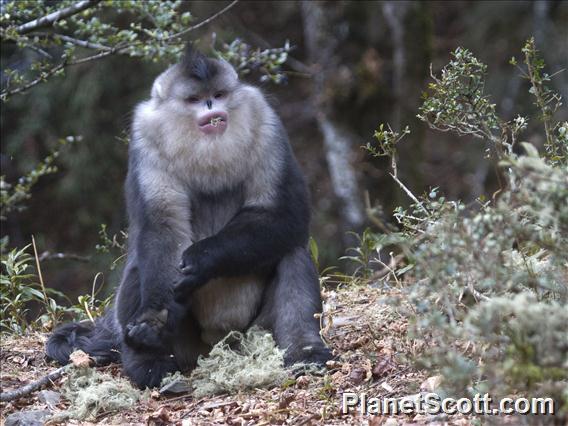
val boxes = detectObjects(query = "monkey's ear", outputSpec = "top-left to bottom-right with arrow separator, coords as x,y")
219,58 -> 239,82
151,73 -> 166,99
151,79 -> 164,99
151,67 -> 177,100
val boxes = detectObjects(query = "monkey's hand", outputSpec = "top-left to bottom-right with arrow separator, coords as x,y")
174,244 -> 212,302
125,303 -> 184,351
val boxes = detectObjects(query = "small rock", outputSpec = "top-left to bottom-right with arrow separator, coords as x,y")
413,413 -> 427,422
420,375 -> 443,392
5,410 -> 51,426
384,418 -> 398,426
326,359 -> 341,369
159,377 -> 191,394
38,390 -> 60,409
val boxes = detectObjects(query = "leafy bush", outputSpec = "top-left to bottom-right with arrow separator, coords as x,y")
0,242 -> 69,333
0,241 -> 112,333
362,38 -> 567,418
0,136 -> 79,220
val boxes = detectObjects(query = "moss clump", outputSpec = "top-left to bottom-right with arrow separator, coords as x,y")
190,326 -> 288,398
53,367 -> 147,422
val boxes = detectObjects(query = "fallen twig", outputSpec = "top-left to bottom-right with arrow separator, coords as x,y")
0,365 -> 70,402
39,250 -> 91,263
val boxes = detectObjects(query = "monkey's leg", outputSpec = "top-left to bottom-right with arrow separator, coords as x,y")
172,313 -> 210,372
116,264 -> 198,388
254,247 -> 332,366
116,265 -> 177,388
122,163 -> 193,349
122,316 -> 207,388
116,261 -> 177,350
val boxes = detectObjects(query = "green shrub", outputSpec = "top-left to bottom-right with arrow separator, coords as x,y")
362,38 -> 567,417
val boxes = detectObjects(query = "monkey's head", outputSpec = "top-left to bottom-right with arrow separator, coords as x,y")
150,45 -> 239,136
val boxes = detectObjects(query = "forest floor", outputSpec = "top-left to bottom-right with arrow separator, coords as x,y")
0,284 -> 477,425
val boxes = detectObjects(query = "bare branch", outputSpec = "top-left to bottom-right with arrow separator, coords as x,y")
39,251 -> 91,262
32,235 -> 58,327
2,1 -> 238,100
15,0 -> 102,35
1,61 -> 66,100
163,0 -> 239,41
34,32 -> 112,51
0,365 -> 70,402
1,43 -> 124,99
69,48 -> 117,65
231,20 -> 312,75
25,44 -> 53,59
389,172 -> 429,215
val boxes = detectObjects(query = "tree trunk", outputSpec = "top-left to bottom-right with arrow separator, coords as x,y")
300,1 -> 364,239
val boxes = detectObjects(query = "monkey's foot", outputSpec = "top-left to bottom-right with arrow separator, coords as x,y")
284,344 -> 333,368
122,345 -> 179,389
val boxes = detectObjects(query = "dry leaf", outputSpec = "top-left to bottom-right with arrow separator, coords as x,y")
348,367 -> 366,385
278,391 -> 295,409
69,350 -> 91,368
296,375 -> 310,388
146,406 -> 170,425
372,356 -> 396,379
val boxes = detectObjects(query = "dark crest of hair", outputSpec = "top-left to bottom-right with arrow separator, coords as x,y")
181,42 -> 218,81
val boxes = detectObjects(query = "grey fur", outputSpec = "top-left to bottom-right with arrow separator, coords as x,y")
47,50 -> 332,389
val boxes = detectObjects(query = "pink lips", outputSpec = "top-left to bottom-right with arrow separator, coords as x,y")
198,111 -> 228,135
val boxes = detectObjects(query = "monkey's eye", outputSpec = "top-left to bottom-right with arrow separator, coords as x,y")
214,91 -> 225,100
186,96 -> 200,104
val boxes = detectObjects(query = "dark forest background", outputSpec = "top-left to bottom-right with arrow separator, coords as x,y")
2,0 -> 567,299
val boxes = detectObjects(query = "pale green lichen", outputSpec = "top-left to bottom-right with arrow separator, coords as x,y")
52,367 -> 148,422
189,326 -> 289,398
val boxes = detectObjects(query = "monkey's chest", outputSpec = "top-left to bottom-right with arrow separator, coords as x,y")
190,186 -> 245,240
190,276 -> 265,345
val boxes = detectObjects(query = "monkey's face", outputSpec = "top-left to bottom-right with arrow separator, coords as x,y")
153,60 -> 239,137
183,87 -> 230,136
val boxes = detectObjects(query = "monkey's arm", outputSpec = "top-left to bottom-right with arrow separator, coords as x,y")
124,160 -> 191,349
175,157 -> 310,301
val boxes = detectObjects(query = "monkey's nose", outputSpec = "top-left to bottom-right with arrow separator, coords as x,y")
206,99 -> 212,109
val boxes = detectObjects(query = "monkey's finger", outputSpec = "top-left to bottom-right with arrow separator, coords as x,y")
173,276 -> 200,302
180,264 -> 194,274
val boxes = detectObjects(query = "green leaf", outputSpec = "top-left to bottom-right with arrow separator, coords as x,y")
521,142 -> 539,158
309,236 -> 319,269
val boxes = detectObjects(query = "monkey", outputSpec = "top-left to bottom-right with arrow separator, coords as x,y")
46,45 -> 332,389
